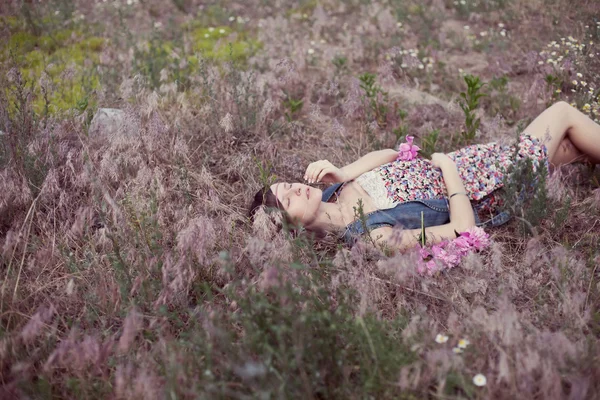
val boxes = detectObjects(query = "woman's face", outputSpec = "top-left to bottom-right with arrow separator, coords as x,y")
270,182 -> 322,226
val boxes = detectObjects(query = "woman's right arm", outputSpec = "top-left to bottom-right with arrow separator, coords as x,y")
305,149 -> 398,183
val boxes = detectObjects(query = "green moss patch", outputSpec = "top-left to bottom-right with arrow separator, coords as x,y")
2,20 -> 104,116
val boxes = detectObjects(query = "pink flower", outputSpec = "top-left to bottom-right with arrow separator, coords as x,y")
414,226 -> 491,276
460,227 -> 490,250
397,136 -> 421,161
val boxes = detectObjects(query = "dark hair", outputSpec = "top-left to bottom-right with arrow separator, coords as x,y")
248,187 -> 281,221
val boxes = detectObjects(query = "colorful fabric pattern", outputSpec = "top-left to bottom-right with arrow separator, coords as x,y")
372,133 -> 549,203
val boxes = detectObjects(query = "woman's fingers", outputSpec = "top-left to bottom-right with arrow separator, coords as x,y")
316,166 -> 335,183
305,160 -> 333,183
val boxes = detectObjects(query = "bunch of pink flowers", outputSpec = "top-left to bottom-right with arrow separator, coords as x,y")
416,226 -> 491,276
397,135 -> 420,161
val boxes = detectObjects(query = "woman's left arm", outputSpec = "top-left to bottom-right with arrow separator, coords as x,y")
369,154 -> 476,253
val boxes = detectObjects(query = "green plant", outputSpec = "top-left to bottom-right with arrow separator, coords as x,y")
499,134 -> 550,235
392,108 -> 409,145
458,74 -> 486,144
359,72 -> 388,128
485,75 -> 520,123
255,158 -> 277,191
332,54 -> 348,75
419,129 -> 440,159
283,94 -> 304,122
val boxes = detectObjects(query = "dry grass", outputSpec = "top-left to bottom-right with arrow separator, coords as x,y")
1,0 -> 599,398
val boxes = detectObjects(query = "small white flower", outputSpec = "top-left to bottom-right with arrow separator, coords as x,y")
204,33 -> 209,38
572,80 -> 578,85
229,16 -> 235,22
320,39 -> 326,44
581,81 -> 588,87
458,338 -> 470,348
219,28 -> 226,34
479,31 -> 488,37
577,72 -> 583,77
538,61 -> 544,65
473,374 -> 487,386
435,334 -> 449,344
500,30 -> 506,37
498,23 -> 505,28
310,40 -> 316,46
55,10 -> 60,15
307,48 -> 315,55
452,347 -> 463,354
154,21 -> 162,28
464,25 -> 470,30
460,0 -> 466,4
397,22 -> 403,27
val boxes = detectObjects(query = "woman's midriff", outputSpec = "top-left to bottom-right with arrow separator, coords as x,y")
335,180 -> 379,222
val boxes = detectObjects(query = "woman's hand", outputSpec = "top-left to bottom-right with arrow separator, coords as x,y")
430,153 -> 455,169
304,160 -> 349,183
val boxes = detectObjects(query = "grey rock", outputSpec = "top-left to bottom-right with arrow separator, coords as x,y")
89,108 -> 127,137
387,86 -> 451,109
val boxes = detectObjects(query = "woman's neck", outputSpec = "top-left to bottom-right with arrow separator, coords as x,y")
306,201 -> 351,232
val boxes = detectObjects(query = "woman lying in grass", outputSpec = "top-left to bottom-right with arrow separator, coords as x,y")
249,102 -> 600,253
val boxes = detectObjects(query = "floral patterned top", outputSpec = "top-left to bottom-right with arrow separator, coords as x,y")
356,134 -> 549,209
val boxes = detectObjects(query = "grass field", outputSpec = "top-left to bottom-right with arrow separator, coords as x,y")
1,0 -> 600,398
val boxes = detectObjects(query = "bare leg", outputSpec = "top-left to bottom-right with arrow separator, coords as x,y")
523,101 -> 600,167
551,137 -> 600,166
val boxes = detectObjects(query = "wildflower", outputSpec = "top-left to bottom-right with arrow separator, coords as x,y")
583,104 -> 591,111
555,89 -> 561,93
577,72 -> 583,77
320,39 -> 326,44
458,338 -> 470,348
473,374 -> 487,386
307,48 -> 315,55
464,25 -> 470,30
204,33 -> 209,38
397,22 -> 403,27
208,27 -> 215,32
500,30 -> 506,37
435,334 -> 449,343
219,28 -> 226,34
572,80 -> 578,86
498,23 -> 505,28
460,0 -> 466,4
154,21 -> 162,28
229,16 -> 235,22
581,81 -> 588,87
480,31 -> 488,37
538,61 -> 544,65
452,347 -> 463,354
397,136 -> 421,161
